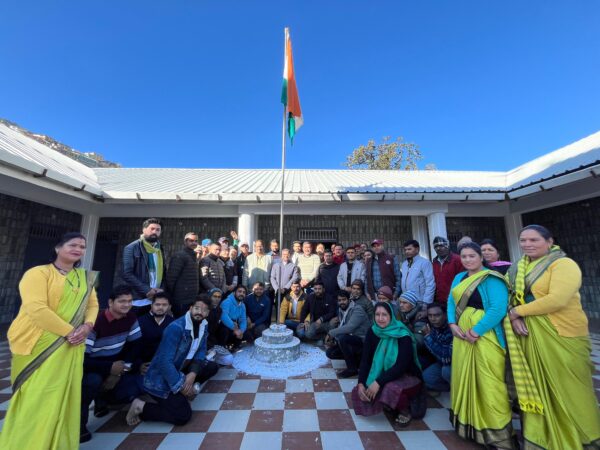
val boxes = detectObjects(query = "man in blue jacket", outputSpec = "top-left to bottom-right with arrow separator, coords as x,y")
244,282 -> 272,341
125,297 -> 211,427
217,284 -> 248,349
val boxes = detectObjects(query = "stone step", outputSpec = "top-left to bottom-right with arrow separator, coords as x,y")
252,336 -> 301,363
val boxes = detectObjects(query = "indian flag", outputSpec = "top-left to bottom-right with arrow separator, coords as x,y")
281,28 -> 303,142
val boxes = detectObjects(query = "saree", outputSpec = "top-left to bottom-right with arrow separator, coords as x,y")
0,269 -> 97,450
450,273 -> 515,449
506,251 -> 600,450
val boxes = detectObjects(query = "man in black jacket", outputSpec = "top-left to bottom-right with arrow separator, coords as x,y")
166,232 -> 200,317
122,218 -> 166,316
297,282 -> 337,341
316,250 -> 340,304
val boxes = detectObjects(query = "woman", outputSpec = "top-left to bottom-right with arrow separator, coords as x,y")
0,232 -> 99,450
448,242 -> 516,449
506,225 -> 600,449
480,238 -> 512,275
352,302 -> 422,425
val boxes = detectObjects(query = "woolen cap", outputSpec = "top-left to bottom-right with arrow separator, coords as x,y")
432,236 -> 450,247
377,286 -> 393,300
399,290 -> 419,306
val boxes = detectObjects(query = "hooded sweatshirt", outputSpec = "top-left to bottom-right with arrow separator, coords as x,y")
219,292 -> 247,332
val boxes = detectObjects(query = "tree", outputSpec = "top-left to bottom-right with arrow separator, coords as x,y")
344,136 -> 423,170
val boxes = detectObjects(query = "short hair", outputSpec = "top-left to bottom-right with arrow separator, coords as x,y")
291,279 -> 301,285
404,239 -> 420,248
153,292 -> 171,304
334,244 -> 344,249
313,281 -> 325,288
255,239 -> 264,246
252,281 -> 265,288
236,285 -> 248,295
270,239 -> 279,245
184,232 -> 198,241
363,249 -> 374,256
337,290 -> 350,299
143,218 -> 162,229
346,247 -> 356,252
323,249 -> 333,255
194,293 -> 211,308
109,285 -> 132,301
351,279 -> 364,290
427,302 -> 446,313
293,240 -> 301,245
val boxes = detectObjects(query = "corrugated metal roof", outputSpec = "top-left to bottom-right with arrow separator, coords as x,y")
0,124 -> 102,195
1,121 -> 599,201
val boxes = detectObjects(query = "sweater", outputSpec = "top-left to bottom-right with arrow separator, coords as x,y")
400,255 -> 435,304
138,312 -> 174,363
219,293 -> 248,332
358,330 -> 420,387
300,292 -> 337,324
328,302 -> 371,340
317,263 -> 341,299
424,324 -> 453,365
166,246 -> 199,305
244,293 -> 272,327
200,254 -> 227,292
8,265 -> 99,355
514,258 -> 588,337
432,253 -> 464,304
296,254 -> 321,283
243,253 -> 272,289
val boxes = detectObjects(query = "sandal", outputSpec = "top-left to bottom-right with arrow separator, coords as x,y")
395,412 -> 412,427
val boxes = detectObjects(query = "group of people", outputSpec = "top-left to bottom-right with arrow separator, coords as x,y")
0,218 -> 598,450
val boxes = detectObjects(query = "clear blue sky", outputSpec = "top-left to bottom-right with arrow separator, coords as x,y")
2,1 -> 599,171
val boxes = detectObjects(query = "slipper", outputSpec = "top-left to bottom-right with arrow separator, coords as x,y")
395,412 -> 412,427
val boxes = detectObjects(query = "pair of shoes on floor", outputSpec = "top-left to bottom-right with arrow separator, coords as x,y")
337,368 -> 358,378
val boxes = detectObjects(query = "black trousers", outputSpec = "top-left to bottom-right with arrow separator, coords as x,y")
141,392 -> 192,426
336,334 -> 364,370
217,323 -> 243,347
194,360 -> 219,383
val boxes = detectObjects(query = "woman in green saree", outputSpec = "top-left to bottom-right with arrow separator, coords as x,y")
448,242 -> 516,449
0,232 -> 99,450
506,224 -> 600,450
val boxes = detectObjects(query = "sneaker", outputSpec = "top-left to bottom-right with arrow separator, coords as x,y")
338,368 -> 358,378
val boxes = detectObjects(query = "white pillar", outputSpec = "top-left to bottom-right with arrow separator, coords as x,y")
411,216 -> 430,260
427,212 -> 448,257
80,213 -> 99,270
505,213 -> 523,262
238,213 -> 257,248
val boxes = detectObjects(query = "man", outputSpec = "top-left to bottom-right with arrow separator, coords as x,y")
271,248 -> 300,300
365,239 -> 401,302
236,241 -> 250,282
297,282 -> 336,341
200,243 -> 227,293
291,240 -> 302,264
199,238 -> 212,260
325,291 -> 371,378
205,289 -> 234,366
400,239 -> 435,307
244,282 -> 272,341
349,279 -> 374,321
268,239 -> 281,264
166,232 -> 199,317
138,292 -> 174,375
218,285 -> 248,348
337,246 -> 366,292
421,303 -> 452,393
242,240 -> 272,291
431,236 -> 464,304
122,218 -> 166,316
220,245 -> 238,294
125,297 -> 213,427
398,290 -> 427,346
278,280 -> 306,331
316,250 -> 341,303
332,244 -> 345,265
81,286 -> 143,442
296,241 -> 321,290
457,235 -> 472,249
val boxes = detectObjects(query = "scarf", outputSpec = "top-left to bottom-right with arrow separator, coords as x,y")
141,236 -> 163,288
367,302 -> 420,386
503,245 -> 564,415
450,269 -> 491,319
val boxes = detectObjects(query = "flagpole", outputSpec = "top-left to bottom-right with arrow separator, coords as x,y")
277,28 -> 288,325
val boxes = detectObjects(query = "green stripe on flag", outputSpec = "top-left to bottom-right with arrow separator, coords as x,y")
288,115 -> 296,142
281,79 -> 288,105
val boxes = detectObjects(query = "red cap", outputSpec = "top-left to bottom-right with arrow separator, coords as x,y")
371,239 -> 383,246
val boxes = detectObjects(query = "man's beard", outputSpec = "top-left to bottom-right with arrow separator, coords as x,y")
191,315 -> 204,323
145,234 -> 158,243
153,311 -> 166,317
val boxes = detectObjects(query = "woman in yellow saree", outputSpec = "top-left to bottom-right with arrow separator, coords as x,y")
0,232 -> 99,450
448,242 -> 516,449
506,224 -> 600,450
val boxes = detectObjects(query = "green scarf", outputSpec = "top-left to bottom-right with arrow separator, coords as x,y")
367,303 -> 421,386
512,245 -> 563,306
140,236 -> 163,288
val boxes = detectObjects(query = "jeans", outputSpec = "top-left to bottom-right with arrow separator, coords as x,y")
422,362 -> 451,391
81,372 -> 144,427
336,334 -> 364,371
141,392 -> 192,426
194,360 -> 219,384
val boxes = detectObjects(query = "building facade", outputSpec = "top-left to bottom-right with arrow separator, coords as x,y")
1,123 -> 599,323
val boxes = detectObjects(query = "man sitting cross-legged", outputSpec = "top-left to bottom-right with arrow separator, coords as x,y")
279,280 -> 307,331
296,281 -> 337,342
244,281 -> 272,342
80,285 -> 143,443
217,284 -> 248,349
126,297 -> 213,426
325,291 -> 371,378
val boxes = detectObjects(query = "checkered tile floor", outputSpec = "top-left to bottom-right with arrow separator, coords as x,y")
0,337 -> 599,449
